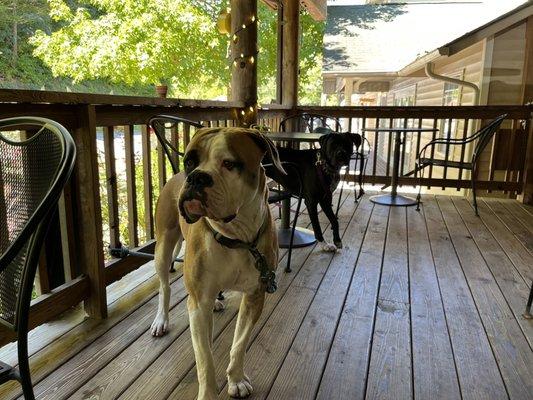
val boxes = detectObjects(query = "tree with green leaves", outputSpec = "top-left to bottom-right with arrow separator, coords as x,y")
0,0 -> 49,68
30,0 -> 325,102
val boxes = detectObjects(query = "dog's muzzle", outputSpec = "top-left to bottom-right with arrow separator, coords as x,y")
179,170 -> 237,224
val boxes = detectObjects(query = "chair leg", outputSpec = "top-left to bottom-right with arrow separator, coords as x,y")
358,156 -> 367,200
286,196 -> 303,273
337,164 -> 349,218
523,283 -> 533,319
416,162 -> 422,212
17,331 -> 35,400
471,169 -> 479,216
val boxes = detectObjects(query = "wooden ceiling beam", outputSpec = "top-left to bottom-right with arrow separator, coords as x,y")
262,0 -> 326,21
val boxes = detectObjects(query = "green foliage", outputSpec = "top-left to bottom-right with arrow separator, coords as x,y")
27,0 -> 325,102
2,0 -> 325,102
31,0 -> 228,91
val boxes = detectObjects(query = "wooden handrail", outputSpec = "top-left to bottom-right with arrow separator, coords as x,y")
298,105 -> 533,119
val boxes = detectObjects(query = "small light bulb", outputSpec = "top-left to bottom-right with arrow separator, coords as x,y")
233,34 -> 238,42
241,110 -> 245,116
240,53 -> 244,58
251,16 -> 256,22
233,60 -> 237,67
249,56 -> 255,64
242,24 -> 246,29
249,106 -> 254,112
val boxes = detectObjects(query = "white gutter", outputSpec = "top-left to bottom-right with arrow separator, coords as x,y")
424,62 -> 480,105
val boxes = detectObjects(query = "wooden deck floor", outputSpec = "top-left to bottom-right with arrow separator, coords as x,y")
0,191 -> 532,400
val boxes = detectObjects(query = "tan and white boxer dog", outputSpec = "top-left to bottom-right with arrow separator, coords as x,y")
150,127 -> 286,399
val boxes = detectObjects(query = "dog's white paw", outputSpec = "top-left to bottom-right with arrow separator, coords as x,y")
228,376 -> 253,398
321,242 -> 338,252
150,313 -> 169,337
214,298 -> 225,312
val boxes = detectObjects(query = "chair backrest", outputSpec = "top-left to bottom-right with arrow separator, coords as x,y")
0,117 -> 75,330
149,115 -> 204,174
279,113 -> 342,133
472,114 -> 507,163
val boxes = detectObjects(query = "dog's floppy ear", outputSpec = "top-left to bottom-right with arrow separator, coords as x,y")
319,133 -> 332,149
346,132 -> 362,148
246,130 -> 287,175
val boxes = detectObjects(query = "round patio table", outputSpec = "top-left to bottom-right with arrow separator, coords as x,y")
362,127 -> 438,206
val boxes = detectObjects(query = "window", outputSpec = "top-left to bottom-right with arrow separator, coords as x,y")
438,81 -> 461,153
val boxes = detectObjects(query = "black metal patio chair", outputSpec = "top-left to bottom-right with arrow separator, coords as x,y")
148,115 -> 303,272
0,117 -> 76,400
279,112 -> 343,134
415,114 -> 507,216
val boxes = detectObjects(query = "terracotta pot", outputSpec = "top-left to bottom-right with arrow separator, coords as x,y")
155,85 -> 168,98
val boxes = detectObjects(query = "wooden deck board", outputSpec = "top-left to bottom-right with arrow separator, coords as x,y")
476,200 -> 533,285
423,195 -> 509,400
437,196 -> 533,400
265,197 -> 373,400
2,191 -> 532,400
365,206 -> 412,400
407,205 -> 461,400
452,197 -> 533,345
316,201 -> 389,400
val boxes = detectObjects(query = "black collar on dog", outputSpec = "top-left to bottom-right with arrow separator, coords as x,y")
204,219 -> 277,294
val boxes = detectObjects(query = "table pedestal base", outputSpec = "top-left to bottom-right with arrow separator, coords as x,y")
370,193 -> 417,207
278,227 -> 316,248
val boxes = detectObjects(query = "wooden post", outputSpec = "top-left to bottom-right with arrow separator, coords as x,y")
230,0 -> 258,127
518,16 -> 533,204
281,0 -> 299,109
280,0 -> 300,226
71,105 -> 107,319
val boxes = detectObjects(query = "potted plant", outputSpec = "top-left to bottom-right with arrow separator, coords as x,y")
155,79 -> 168,98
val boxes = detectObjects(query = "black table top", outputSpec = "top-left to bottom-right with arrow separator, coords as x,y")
266,132 -> 325,142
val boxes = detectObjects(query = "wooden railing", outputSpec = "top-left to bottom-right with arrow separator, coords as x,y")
297,105 -> 533,193
0,89 -> 531,344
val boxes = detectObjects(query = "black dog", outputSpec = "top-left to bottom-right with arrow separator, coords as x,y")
265,132 -> 361,251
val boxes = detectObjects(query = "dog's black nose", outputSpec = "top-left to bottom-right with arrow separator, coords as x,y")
187,170 -> 213,188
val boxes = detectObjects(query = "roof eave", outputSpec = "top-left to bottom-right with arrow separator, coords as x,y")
438,2 -> 533,57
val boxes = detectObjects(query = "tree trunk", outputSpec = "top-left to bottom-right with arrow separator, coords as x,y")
12,0 -> 18,67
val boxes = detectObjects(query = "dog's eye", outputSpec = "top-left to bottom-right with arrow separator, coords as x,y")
222,160 -> 235,171
185,158 -> 195,169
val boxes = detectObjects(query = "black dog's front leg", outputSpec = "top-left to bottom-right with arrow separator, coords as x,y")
319,196 -> 342,249
306,199 -> 324,243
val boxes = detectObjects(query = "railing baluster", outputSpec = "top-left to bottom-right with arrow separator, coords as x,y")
157,134 -> 167,192
124,124 -> 138,247
386,118 -> 393,177
443,118 -> 452,189
487,118 -> 498,193
400,117 -> 407,177
141,125 -> 154,240
183,124 -> 191,150
428,118 -> 438,189
415,118 -> 422,188
170,124 -> 179,172
103,126 -> 120,249
504,119 -> 517,196
372,117 -> 379,183
458,119 -> 469,190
